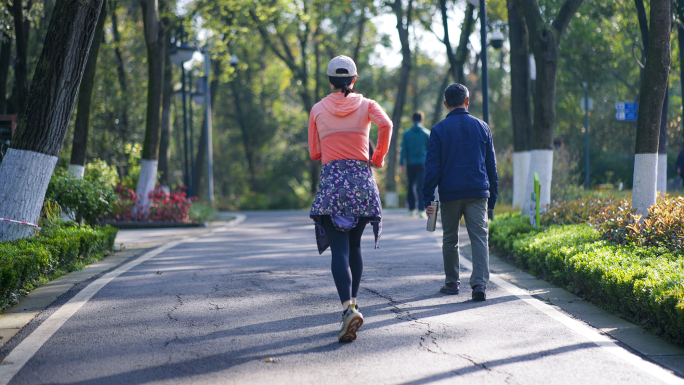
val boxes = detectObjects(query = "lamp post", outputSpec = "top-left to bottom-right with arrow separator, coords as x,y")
478,0 -> 489,124
168,26 -> 198,195
204,51 -> 217,202
190,64 -> 208,201
582,82 -> 590,189
187,70 -> 196,197
188,50 -> 228,203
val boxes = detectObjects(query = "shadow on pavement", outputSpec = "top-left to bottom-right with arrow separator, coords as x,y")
397,342 -> 599,385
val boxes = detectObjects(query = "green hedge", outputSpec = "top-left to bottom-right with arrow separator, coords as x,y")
490,214 -> 684,347
0,223 -> 118,308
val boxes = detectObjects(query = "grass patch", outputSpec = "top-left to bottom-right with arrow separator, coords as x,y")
189,202 -> 219,223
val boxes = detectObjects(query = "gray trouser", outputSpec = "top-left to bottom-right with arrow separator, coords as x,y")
440,198 -> 490,288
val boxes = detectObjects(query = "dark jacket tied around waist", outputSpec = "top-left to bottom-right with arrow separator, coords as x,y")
422,108 -> 499,210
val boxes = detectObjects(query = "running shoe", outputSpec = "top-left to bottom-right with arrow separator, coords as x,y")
338,304 -> 364,342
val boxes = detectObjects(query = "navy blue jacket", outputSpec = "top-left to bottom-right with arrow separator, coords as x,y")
422,108 -> 498,210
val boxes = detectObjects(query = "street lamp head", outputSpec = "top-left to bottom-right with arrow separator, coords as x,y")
230,54 -> 239,66
169,42 -> 197,66
490,30 -> 504,49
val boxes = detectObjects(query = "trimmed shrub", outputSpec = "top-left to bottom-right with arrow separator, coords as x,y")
0,223 -> 118,310
490,215 -> 684,347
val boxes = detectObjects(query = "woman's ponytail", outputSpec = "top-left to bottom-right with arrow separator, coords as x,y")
329,68 -> 357,97
341,84 -> 356,97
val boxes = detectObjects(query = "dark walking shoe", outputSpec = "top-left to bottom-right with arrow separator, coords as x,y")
439,282 -> 460,295
472,285 -> 486,301
338,304 -> 364,343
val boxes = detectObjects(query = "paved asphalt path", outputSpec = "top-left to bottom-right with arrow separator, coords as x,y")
0,210 -> 680,384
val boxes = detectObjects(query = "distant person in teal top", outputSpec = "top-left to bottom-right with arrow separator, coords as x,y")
400,111 -> 430,217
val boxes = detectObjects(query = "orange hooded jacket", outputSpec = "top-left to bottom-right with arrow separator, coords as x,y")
308,92 -> 393,167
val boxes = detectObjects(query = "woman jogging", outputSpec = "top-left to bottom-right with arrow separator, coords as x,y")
309,55 -> 393,343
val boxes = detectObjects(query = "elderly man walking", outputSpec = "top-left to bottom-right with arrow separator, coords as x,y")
423,83 -> 498,301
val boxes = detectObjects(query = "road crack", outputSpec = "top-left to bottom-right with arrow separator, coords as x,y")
167,294 -> 183,321
365,288 -> 444,354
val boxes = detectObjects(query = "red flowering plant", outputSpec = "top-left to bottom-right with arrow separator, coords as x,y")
147,186 -> 196,222
108,184 -> 195,223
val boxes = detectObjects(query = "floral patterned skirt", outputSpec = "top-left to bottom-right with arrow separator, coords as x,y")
310,159 -> 382,254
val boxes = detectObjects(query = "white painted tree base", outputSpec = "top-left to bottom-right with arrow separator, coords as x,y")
68,164 -> 85,179
513,151 -> 531,211
0,149 -> 58,241
523,150 -> 553,216
633,153 -> 658,217
657,154 -> 667,194
135,159 -> 158,214
384,191 -> 398,208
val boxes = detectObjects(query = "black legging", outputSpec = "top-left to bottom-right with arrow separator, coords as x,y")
320,216 -> 368,303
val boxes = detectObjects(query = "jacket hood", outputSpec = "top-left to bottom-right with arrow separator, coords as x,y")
320,93 -> 364,117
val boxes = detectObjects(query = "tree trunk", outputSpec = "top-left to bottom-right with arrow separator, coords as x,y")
137,0 -> 165,212
633,0 -> 671,216
158,29 -> 173,186
430,69 -> 451,128
0,35 -> 12,114
110,0 -> 129,136
679,2 -> 684,148
508,0 -> 533,210
521,0 -> 584,214
12,0 -> 29,114
657,86 -> 668,193
0,0 -> 105,241
386,0 -> 413,203
440,0 -> 475,83
635,0 -> 649,58
412,45 -> 419,112
430,2 -> 475,128
69,0 -> 108,176
352,9 -> 366,63
230,78 -> 258,192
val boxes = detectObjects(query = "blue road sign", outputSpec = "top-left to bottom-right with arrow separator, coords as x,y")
616,112 -> 637,121
615,102 -> 637,113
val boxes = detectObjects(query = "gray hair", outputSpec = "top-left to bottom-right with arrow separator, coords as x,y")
444,83 -> 469,108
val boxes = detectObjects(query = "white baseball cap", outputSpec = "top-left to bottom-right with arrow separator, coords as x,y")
327,55 -> 357,77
